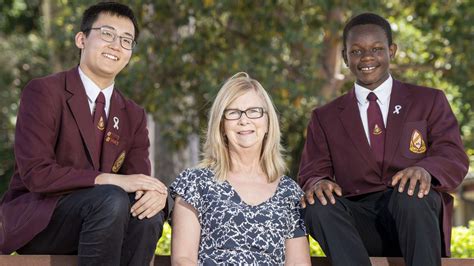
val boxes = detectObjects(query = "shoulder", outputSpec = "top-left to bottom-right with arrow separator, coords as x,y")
175,167 -> 215,185
279,176 -> 304,198
113,89 -> 146,114
308,92 -> 351,123
23,70 -> 68,94
395,80 -> 443,98
181,167 -> 214,177
20,70 -> 73,108
315,94 -> 346,112
170,168 -> 215,203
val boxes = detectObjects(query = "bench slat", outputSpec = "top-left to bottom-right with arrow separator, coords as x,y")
1,255 -> 473,266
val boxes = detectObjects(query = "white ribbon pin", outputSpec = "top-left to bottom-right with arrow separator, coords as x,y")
113,117 -> 120,130
393,105 -> 402,114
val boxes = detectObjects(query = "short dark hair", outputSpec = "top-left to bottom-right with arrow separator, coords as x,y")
81,2 -> 139,40
342,13 -> 392,50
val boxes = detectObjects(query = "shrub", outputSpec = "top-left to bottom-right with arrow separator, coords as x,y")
451,220 -> 474,258
155,222 -> 172,255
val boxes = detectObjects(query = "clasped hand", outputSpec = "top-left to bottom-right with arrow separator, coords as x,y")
95,173 -> 168,219
131,190 -> 167,220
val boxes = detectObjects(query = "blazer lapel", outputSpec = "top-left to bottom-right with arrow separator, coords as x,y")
65,67 -> 99,169
100,90 -> 126,172
383,80 -> 412,174
339,89 -> 381,175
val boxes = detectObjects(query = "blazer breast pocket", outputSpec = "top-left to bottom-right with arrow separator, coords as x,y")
399,120 -> 428,160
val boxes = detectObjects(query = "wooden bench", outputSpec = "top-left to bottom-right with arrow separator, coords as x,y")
0,255 -> 473,265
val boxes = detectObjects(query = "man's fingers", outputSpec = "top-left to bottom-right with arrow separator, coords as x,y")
300,197 -> 307,209
315,188 -> 327,205
305,189 -> 316,205
139,194 -> 166,219
407,176 -> 418,196
419,173 -> 431,197
322,187 -> 336,204
418,179 -> 428,198
135,190 -> 144,200
398,174 -> 408,193
134,175 -> 167,193
138,199 -> 158,219
334,185 -> 342,197
131,192 -> 152,216
391,172 -> 403,186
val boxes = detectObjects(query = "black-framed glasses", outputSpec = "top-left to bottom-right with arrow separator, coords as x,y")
223,107 -> 266,120
86,26 -> 136,50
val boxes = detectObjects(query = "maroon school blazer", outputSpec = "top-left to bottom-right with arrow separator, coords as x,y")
299,79 -> 469,256
0,67 -> 152,254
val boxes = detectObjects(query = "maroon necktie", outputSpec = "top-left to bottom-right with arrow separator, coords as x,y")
367,92 -> 385,168
93,92 -> 106,162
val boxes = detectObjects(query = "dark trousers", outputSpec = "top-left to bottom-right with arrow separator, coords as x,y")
17,185 -> 165,266
304,187 -> 442,266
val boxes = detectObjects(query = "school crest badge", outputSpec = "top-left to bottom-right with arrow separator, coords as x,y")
373,124 -> 383,135
409,129 -> 426,154
97,116 -> 105,131
112,151 -> 126,173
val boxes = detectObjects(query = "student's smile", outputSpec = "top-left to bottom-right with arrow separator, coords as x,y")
76,13 -> 134,88
343,24 -> 397,90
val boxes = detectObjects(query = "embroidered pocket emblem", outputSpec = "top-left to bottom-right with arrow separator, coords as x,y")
112,151 -> 126,173
409,129 -> 426,154
373,124 -> 383,135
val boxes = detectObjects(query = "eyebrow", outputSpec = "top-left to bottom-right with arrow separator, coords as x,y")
98,25 -> 134,38
350,41 -> 385,47
225,107 -> 263,110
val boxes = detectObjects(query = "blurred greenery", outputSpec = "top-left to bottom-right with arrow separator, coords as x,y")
0,1 -> 472,194
154,221 -> 474,258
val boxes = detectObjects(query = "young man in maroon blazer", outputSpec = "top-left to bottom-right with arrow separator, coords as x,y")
0,2 -> 167,265
299,13 -> 469,266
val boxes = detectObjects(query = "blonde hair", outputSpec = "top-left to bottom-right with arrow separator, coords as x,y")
199,72 -> 286,182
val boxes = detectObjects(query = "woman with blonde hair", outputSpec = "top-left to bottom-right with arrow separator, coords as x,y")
170,72 -> 310,265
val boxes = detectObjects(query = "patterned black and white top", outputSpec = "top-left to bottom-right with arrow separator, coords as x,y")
170,167 -> 306,265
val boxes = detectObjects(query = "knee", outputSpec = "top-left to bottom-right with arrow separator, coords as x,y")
390,189 -> 440,216
133,212 -> 165,241
304,198 -> 341,224
140,212 -> 164,231
92,185 -> 130,220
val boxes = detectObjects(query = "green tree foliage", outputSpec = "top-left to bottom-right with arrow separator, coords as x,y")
0,1 -> 472,193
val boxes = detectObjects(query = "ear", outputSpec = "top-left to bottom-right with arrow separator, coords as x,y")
75,32 -> 86,49
389,43 -> 398,60
341,49 -> 348,66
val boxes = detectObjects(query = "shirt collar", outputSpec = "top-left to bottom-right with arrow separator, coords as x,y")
355,75 -> 393,106
78,67 -> 114,104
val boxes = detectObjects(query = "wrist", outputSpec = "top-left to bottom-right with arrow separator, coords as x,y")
95,173 -> 110,185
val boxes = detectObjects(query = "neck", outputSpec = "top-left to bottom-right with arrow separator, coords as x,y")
79,65 -> 115,89
228,148 -> 263,176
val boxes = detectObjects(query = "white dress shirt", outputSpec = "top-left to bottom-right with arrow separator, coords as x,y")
354,75 -> 393,145
78,67 -> 114,118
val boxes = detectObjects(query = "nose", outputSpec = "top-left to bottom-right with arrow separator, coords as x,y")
108,37 -> 121,50
360,49 -> 376,61
237,113 -> 250,125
